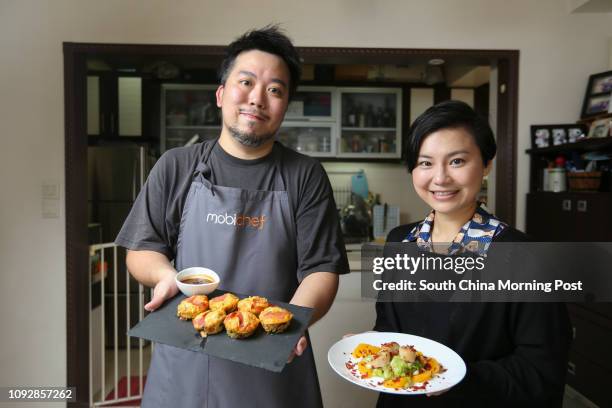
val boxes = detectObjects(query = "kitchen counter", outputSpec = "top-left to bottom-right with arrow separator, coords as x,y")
345,242 -> 371,272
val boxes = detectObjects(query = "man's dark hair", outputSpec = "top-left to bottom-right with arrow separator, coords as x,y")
404,100 -> 497,172
218,25 -> 301,100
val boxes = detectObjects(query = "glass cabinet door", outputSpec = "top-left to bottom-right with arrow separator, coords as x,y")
161,84 -> 221,152
277,123 -> 335,157
284,86 -> 336,122
164,127 -> 220,151
338,88 -> 402,158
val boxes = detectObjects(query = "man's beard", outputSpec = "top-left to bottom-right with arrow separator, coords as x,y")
228,125 -> 276,148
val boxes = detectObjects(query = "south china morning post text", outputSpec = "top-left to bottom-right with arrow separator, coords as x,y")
371,253 -> 582,293
360,242 -> 612,302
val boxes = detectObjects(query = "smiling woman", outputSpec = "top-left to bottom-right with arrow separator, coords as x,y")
411,127 -> 491,240
373,100 -> 571,408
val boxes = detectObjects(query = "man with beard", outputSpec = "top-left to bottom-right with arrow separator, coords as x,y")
115,26 -> 349,408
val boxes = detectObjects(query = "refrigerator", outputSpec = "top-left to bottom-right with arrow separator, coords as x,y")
87,145 -> 155,243
88,145 -> 155,348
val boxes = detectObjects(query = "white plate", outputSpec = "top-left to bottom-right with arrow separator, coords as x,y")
327,332 -> 466,395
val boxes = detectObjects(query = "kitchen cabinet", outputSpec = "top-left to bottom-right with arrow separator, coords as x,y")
526,192 -> 612,241
160,84 -> 221,152
567,303 -> 612,407
87,74 -> 143,138
158,84 -> 402,159
525,136 -> 612,241
284,86 -> 336,122
525,135 -> 612,406
338,87 -> 402,159
279,86 -> 337,157
277,123 -> 335,157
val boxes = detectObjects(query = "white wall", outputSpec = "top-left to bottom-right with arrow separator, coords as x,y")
1,0 -> 611,402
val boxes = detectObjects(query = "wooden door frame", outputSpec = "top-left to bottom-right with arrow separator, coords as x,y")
64,42 -> 518,406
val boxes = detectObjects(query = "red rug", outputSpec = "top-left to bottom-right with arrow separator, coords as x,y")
104,375 -> 146,406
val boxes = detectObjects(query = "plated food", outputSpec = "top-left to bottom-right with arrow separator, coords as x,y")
224,311 -> 260,338
177,295 -> 209,320
193,309 -> 226,336
328,332 -> 466,395
350,342 -> 442,390
237,296 -> 270,316
209,293 -> 240,313
260,306 -> 293,334
177,291 -> 293,339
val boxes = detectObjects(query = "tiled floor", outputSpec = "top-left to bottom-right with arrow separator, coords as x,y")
92,345 -> 151,404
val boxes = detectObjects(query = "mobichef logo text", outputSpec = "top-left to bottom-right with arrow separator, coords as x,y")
206,212 -> 266,230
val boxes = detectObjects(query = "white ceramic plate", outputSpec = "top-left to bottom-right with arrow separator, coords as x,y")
328,332 -> 466,395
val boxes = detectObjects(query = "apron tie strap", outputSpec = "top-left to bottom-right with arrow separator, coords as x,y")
194,161 -> 214,191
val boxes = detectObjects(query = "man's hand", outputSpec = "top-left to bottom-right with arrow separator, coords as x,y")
145,271 -> 179,312
287,336 -> 308,363
126,249 -> 178,312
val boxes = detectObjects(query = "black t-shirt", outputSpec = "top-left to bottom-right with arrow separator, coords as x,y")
115,140 -> 349,280
374,224 -> 571,408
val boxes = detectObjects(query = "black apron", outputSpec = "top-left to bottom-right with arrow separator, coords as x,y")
141,141 -> 323,408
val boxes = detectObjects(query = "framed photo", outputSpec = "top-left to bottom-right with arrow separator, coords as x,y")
581,70 -> 612,119
567,127 -> 584,143
531,124 -> 587,149
552,128 -> 567,146
587,118 -> 612,139
533,127 -> 550,148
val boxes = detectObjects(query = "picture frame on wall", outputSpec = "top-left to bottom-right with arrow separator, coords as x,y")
581,70 -> 612,119
587,118 -> 612,139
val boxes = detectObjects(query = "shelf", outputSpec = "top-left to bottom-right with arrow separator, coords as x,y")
337,152 -> 401,159
341,127 -> 396,132
284,117 -> 335,123
577,112 -> 612,125
318,157 -> 402,164
527,191 -> 612,197
525,136 -> 612,155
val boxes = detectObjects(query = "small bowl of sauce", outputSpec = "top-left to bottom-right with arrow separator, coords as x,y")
175,267 -> 220,296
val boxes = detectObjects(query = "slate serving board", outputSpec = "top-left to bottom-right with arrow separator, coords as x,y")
128,291 -> 312,373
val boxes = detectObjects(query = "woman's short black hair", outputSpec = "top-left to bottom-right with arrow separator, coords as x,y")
218,25 -> 301,101
404,100 -> 496,172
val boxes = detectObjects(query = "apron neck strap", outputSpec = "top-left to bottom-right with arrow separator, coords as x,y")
194,139 -> 287,191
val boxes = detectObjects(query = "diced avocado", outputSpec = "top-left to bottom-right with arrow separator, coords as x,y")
390,355 -> 411,377
372,368 -> 384,378
382,365 -> 394,380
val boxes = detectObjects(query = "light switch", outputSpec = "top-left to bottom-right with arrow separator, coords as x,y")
42,182 -> 60,199
42,199 -> 60,218
42,181 -> 60,218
